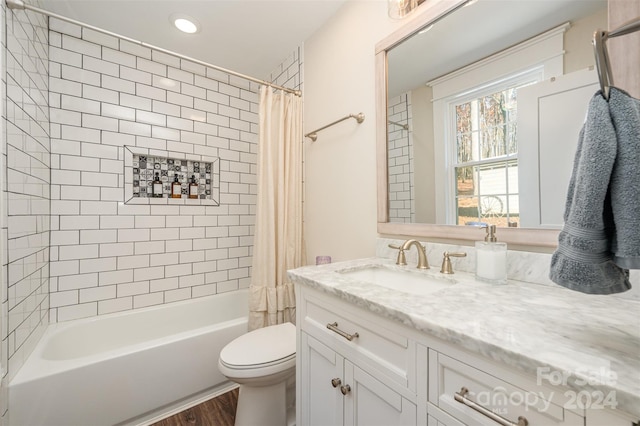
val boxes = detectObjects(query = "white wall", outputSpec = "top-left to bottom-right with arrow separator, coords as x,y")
303,0 -> 405,264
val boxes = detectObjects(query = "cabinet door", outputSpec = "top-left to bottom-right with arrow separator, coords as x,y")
345,360 -> 417,426
300,332 -> 344,426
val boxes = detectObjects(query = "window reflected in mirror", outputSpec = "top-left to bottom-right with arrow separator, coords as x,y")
452,80 -> 537,227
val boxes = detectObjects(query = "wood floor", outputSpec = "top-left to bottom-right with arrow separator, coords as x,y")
152,388 -> 239,426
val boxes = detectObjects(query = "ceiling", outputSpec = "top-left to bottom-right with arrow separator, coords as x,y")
42,0 -> 347,81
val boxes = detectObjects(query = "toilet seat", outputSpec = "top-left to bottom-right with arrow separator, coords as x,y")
219,322 -> 296,379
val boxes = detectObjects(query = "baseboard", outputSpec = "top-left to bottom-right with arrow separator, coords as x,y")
121,381 -> 240,426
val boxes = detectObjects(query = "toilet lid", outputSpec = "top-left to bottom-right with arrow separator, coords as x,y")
220,322 -> 296,368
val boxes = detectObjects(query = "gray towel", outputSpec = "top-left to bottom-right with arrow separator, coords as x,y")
609,87 -> 640,268
550,88 -> 632,294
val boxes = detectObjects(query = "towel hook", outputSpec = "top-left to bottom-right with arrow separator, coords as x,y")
592,29 -> 613,100
592,16 -> 640,101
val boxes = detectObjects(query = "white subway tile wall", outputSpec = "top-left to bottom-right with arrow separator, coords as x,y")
0,6 -> 302,420
48,17 -> 258,322
269,46 -> 303,91
47,19 -> 304,325
387,93 -> 414,222
2,1 -> 51,394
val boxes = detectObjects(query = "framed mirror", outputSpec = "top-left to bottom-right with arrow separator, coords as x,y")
375,0 -> 607,246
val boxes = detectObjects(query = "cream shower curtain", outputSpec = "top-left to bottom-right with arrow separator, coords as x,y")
248,86 -> 305,331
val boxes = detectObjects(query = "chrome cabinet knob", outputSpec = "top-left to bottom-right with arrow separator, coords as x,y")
340,384 -> 351,395
331,378 -> 341,388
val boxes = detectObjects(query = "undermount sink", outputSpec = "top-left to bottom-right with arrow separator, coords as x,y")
339,265 -> 456,296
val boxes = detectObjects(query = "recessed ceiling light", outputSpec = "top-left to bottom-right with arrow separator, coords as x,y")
170,13 -> 200,34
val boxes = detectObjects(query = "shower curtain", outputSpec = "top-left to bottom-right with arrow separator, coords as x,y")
248,86 -> 305,330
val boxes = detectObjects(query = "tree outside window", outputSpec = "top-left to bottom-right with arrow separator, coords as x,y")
453,81 -> 536,227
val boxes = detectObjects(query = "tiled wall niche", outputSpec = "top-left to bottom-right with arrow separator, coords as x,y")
124,146 -> 220,204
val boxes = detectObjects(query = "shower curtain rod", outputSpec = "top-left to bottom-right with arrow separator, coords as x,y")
6,0 -> 302,97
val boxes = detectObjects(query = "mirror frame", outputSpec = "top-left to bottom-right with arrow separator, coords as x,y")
375,0 -> 559,247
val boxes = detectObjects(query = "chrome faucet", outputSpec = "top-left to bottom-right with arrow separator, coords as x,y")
389,239 -> 429,269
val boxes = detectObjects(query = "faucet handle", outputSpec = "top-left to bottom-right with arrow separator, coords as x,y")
388,244 -> 407,266
440,251 -> 467,274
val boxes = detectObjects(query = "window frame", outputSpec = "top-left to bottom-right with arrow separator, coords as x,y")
445,69 -> 543,225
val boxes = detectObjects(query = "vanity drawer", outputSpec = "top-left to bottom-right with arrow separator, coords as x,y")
429,350 -> 584,426
299,287 -> 415,391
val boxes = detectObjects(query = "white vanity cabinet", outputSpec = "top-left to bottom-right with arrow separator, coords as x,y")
295,283 -> 639,426
296,286 -> 418,426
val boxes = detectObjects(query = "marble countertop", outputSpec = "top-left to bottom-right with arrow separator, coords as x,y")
288,257 -> 640,418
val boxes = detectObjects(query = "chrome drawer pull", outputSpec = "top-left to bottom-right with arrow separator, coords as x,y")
331,378 -> 342,388
326,322 -> 359,341
454,387 -> 528,426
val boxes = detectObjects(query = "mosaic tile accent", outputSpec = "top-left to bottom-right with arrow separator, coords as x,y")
132,155 -> 213,199
124,146 -> 220,205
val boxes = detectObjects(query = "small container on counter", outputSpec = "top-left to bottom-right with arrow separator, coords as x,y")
475,225 -> 507,284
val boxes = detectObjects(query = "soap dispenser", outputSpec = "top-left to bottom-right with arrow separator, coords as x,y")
189,175 -> 198,199
171,174 -> 182,199
152,172 -> 163,198
475,225 -> 507,284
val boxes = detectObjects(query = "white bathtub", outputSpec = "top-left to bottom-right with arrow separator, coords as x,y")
9,289 -> 249,426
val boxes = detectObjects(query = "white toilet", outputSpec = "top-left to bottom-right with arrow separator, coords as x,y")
218,322 -> 296,426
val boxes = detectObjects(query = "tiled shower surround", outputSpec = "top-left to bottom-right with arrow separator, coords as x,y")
46,19 -> 302,319
0,2 -> 305,420
47,16 -> 263,322
0,6 -> 302,402
387,92 -> 414,222
2,1 -> 51,388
